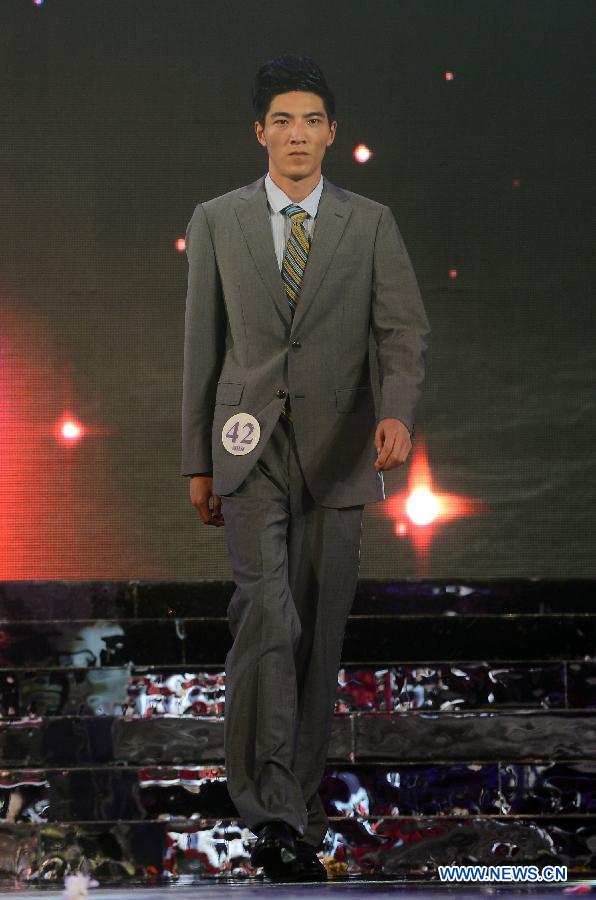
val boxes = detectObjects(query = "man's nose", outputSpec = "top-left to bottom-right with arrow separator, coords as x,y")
290,125 -> 307,142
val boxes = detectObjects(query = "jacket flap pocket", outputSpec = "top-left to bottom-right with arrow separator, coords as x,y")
335,386 -> 372,412
216,381 -> 245,405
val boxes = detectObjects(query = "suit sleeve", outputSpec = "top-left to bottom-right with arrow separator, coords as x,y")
370,204 -> 431,435
180,202 -> 227,476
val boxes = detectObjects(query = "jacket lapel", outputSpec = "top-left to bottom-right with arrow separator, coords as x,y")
233,174 -> 353,330
234,176 -> 290,323
291,177 -> 352,332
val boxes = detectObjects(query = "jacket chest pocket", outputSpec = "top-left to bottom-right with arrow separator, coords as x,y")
216,381 -> 245,405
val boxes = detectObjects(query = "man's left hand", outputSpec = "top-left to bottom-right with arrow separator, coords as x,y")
374,418 -> 412,471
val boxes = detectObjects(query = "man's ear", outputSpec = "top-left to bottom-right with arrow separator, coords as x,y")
254,120 -> 267,148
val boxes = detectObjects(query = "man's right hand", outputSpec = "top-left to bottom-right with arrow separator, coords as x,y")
189,475 -> 224,527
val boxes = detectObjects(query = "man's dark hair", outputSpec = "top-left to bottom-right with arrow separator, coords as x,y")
252,54 -> 336,126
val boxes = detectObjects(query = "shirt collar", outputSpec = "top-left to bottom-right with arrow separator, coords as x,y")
265,172 -> 324,219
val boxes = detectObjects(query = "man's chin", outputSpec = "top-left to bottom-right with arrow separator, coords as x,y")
282,167 -> 317,181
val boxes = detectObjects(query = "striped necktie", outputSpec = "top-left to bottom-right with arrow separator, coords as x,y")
279,204 -> 311,423
281,204 -> 311,318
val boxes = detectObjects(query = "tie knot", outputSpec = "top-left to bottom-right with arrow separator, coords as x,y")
284,204 -> 308,223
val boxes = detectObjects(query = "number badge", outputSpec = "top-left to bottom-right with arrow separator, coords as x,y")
221,413 -> 261,455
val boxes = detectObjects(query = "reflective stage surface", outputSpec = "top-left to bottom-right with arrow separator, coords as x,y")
0,877 -> 594,899
0,579 -> 595,888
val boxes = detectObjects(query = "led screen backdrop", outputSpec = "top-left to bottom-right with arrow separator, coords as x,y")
1,0 -> 594,578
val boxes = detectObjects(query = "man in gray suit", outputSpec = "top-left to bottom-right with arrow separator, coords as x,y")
181,55 -> 430,880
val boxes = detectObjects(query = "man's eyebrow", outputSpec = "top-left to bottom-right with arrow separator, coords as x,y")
269,111 -> 325,118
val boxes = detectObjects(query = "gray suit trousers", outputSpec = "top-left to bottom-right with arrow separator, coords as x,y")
220,411 -> 364,848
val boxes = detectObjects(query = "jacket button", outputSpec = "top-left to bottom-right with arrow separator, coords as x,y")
291,340 -> 301,349
276,389 -> 286,399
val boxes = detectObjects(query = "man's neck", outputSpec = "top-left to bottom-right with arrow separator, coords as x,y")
268,168 -> 322,204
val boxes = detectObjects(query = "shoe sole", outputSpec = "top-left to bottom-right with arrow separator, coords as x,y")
263,864 -> 327,883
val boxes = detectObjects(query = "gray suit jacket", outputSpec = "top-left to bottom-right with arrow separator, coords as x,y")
181,173 -> 430,507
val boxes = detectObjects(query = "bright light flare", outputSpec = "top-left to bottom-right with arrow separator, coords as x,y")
353,143 -> 372,164
62,421 -> 81,440
380,434 -> 487,573
406,487 -> 440,526
56,415 -> 85,445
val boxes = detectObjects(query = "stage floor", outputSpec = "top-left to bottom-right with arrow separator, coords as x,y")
0,878 -> 593,899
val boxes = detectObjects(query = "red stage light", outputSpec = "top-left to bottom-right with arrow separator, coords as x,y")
445,71 -> 454,81
448,269 -> 458,279
175,237 -> 186,252
62,421 -> 81,440
56,415 -> 84,445
353,143 -> 372,164
406,486 -> 439,526
381,434 -> 487,574
0,301 -> 163,578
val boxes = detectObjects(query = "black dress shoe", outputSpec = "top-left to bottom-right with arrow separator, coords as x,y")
260,840 -> 328,883
250,820 -> 298,872
294,840 -> 328,880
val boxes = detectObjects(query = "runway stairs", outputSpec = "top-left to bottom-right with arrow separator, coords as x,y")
0,578 -> 594,885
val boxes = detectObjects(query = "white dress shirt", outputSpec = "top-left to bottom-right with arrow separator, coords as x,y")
264,172 -> 324,271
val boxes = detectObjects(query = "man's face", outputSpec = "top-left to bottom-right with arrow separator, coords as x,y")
255,90 -> 337,181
